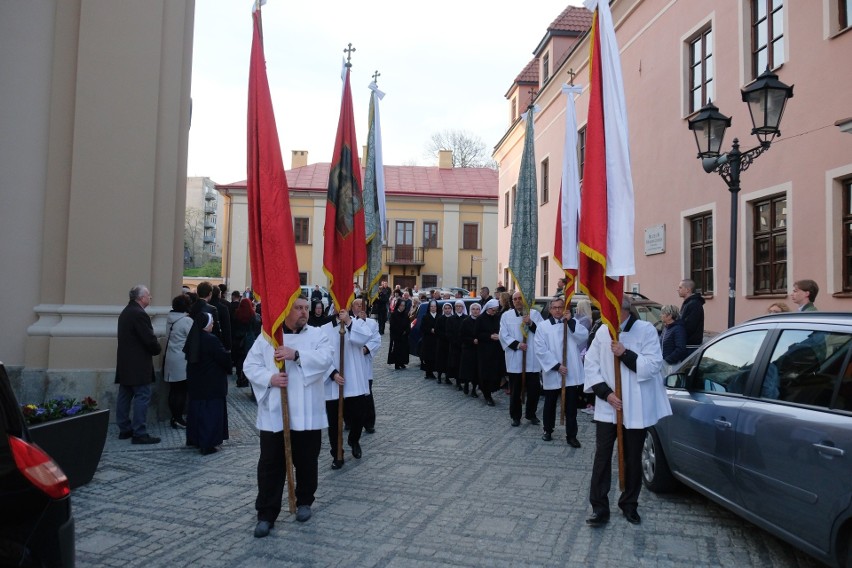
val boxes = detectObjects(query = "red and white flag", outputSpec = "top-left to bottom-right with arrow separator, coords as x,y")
579,0 -> 635,337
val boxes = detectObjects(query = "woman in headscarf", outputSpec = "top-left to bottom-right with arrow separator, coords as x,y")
434,302 -> 454,384
459,302 -> 481,397
446,300 -> 467,390
185,312 -> 231,455
164,294 -> 193,428
388,299 -> 411,370
232,298 -> 261,387
419,300 -> 439,379
496,292 -> 512,393
475,298 -> 502,406
307,299 -> 330,328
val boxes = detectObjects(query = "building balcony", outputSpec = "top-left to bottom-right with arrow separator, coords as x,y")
204,203 -> 216,213
203,234 -> 215,244
384,246 -> 425,266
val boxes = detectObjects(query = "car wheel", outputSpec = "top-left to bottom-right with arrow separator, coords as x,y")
642,428 -> 677,493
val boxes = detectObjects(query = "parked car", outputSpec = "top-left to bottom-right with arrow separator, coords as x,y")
642,312 -> 852,568
0,363 -> 75,567
532,292 -> 662,331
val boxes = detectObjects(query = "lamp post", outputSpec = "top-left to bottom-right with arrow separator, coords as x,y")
470,255 -> 486,291
687,68 -> 793,329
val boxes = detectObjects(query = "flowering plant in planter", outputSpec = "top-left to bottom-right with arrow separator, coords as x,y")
21,396 -> 99,425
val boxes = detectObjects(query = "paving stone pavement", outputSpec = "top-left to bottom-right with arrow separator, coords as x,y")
72,334 -> 821,568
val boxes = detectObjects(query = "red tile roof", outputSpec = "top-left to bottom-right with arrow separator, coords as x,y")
548,5 -> 593,33
216,163 -> 498,200
514,58 -> 539,85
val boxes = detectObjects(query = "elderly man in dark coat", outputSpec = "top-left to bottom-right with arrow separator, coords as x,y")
115,284 -> 162,444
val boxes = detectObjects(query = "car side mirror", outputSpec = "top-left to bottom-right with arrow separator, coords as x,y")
665,373 -> 686,389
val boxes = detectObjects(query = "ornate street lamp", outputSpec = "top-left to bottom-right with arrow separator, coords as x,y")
687,68 -> 794,329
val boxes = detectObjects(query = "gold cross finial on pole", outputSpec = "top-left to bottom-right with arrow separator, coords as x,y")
567,68 -> 576,85
372,70 -> 381,85
344,43 -> 356,68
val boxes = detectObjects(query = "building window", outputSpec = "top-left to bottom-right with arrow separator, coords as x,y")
294,217 -> 309,244
752,195 -> 787,295
504,268 -> 511,290
541,256 -> 549,296
751,0 -> 785,77
511,185 -> 517,224
298,272 -> 308,286
843,180 -> 852,291
842,0 -> 852,29
540,158 -> 550,205
504,192 -> 510,227
461,276 -> 478,292
577,127 -> 587,181
422,275 -> 438,289
689,212 -> 714,293
511,97 -> 518,122
423,222 -> 438,248
542,52 -> 550,83
462,223 -> 479,250
688,27 -> 714,113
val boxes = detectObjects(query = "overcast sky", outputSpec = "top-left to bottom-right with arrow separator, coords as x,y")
186,0 -> 585,184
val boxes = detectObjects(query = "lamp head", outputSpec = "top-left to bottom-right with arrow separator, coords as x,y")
688,101 -> 731,159
741,68 -> 794,146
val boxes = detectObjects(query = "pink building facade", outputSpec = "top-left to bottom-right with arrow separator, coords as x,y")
494,0 -> 852,334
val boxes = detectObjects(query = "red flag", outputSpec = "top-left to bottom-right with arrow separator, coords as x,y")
247,9 -> 301,346
323,67 -> 367,312
578,6 -> 630,338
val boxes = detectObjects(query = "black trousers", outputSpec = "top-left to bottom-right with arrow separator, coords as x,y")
542,385 -> 581,438
256,429 -> 321,522
508,372 -> 541,421
376,306 -> 388,334
167,380 -> 187,421
589,422 -> 646,515
364,380 -> 376,430
326,395 -> 368,457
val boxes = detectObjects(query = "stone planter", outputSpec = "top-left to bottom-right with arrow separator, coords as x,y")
28,408 -> 110,489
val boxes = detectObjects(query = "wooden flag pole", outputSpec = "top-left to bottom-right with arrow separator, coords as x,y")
614,328 -> 625,491
560,318 -> 568,425
274,336 -> 295,514
279,383 -> 296,513
337,324 -> 345,463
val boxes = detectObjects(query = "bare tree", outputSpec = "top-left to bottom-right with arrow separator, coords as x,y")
424,129 -> 497,169
184,207 -> 204,268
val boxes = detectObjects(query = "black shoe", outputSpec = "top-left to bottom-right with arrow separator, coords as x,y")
200,447 -> 218,456
511,419 -> 520,427
470,391 -> 478,398
350,442 -> 362,459
463,384 -> 469,394
527,416 -> 541,425
486,399 -> 495,407
331,459 -> 344,470
118,431 -> 133,440
425,373 -> 435,379
254,520 -> 272,538
170,418 -> 187,429
567,437 -> 582,448
365,427 -> 375,434
295,505 -> 312,522
586,512 -> 610,527
541,432 -> 553,441
131,434 -> 161,445
623,509 -> 641,525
